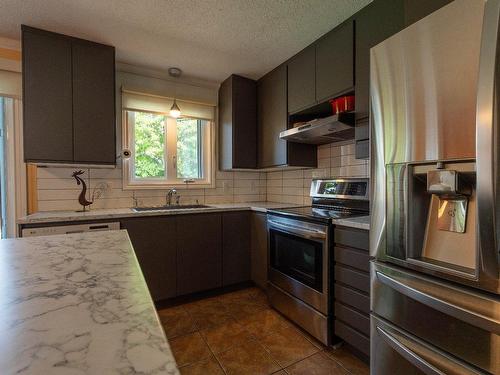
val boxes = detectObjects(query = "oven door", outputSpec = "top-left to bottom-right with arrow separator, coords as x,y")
267,215 -> 329,314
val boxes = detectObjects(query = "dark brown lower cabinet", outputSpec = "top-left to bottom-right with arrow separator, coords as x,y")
251,212 -> 268,289
333,226 -> 370,359
119,211 -> 255,301
121,217 -> 177,301
222,212 -> 251,286
176,213 -> 222,296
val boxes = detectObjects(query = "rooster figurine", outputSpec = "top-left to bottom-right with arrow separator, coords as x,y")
72,170 -> 93,211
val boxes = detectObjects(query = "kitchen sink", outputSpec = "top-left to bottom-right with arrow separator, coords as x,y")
132,204 -> 211,212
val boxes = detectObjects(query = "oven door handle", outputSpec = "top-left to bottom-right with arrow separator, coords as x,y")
268,220 -> 326,240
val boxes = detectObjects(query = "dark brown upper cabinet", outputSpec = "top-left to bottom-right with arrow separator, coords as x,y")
404,0 -> 453,27
287,46 -> 316,114
22,27 -> 73,163
257,65 -> 317,168
257,65 -> 288,168
22,26 -> 116,165
219,75 -> 257,170
287,21 -> 354,115
316,20 -> 354,102
72,40 -> 116,164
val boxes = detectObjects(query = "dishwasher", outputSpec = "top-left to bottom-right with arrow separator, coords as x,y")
21,222 -> 121,237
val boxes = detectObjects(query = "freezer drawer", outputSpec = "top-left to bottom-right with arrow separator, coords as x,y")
371,262 -> 499,374
371,316 -> 485,375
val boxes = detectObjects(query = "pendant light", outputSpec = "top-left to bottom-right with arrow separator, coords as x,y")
170,99 -> 181,118
168,67 -> 182,118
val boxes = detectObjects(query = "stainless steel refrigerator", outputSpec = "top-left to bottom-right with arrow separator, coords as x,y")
370,0 -> 499,373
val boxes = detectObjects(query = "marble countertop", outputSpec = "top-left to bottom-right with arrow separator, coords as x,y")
17,202 -> 303,225
0,230 -> 179,374
17,202 -> 369,230
332,215 -> 370,230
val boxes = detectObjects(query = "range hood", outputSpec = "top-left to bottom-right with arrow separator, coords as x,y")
279,112 -> 355,145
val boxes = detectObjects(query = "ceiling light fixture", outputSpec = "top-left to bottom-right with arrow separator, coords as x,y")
168,67 -> 183,118
170,99 -> 181,118
168,67 -> 182,78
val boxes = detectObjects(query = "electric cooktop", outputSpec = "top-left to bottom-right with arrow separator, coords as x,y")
268,178 -> 370,223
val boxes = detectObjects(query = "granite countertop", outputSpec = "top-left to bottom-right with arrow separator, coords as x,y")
332,215 -> 370,230
17,202 -> 303,225
0,230 -> 179,374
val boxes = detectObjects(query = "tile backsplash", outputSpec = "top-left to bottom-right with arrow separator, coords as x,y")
266,143 -> 369,205
35,143 -> 368,212
36,167 -> 266,212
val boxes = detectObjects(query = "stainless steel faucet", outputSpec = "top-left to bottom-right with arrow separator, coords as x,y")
166,189 -> 177,206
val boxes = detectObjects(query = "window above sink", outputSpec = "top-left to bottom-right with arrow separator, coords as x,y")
121,90 -> 216,190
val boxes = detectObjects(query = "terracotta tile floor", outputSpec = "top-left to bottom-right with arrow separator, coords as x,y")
158,287 -> 369,375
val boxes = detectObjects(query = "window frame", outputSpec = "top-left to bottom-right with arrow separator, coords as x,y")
122,109 -> 215,190
176,118 -> 203,180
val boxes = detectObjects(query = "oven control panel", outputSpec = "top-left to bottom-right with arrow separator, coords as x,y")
310,178 -> 369,200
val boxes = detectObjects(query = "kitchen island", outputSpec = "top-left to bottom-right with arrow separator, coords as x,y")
0,230 -> 178,374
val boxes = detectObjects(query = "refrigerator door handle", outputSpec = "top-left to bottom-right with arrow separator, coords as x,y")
475,0 -> 500,283
376,324 -> 483,375
375,269 -> 500,334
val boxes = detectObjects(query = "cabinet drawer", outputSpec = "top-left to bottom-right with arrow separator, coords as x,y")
334,284 -> 370,314
334,302 -> 370,337
334,227 -> 369,250
335,265 -> 370,293
334,320 -> 370,357
334,246 -> 370,272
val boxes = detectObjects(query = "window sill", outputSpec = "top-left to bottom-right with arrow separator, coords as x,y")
123,181 -> 215,190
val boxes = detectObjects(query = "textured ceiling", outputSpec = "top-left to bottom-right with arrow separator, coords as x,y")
0,0 -> 371,83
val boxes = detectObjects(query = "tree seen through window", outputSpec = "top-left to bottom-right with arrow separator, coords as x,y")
133,111 -> 166,179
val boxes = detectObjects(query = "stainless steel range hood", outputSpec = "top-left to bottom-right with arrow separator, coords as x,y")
279,113 -> 354,145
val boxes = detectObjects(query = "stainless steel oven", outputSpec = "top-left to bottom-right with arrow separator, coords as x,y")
266,178 -> 370,345
267,215 -> 330,344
